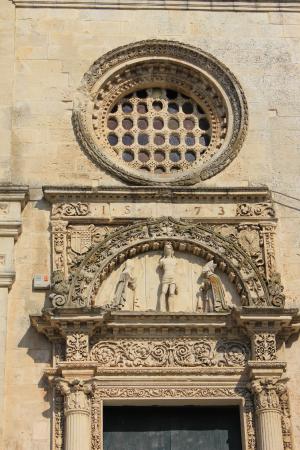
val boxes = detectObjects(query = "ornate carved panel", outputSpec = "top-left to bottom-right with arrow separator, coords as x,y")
89,337 -> 250,368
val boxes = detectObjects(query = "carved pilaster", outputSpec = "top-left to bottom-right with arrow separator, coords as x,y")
251,378 -> 285,450
251,333 -> 277,362
261,225 -> 276,279
66,333 -> 89,362
53,390 -> 64,450
52,221 -> 68,273
91,396 -> 103,450
56,379 -> 92,450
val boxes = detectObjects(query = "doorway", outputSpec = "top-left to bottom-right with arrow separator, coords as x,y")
103,405 -> 242,450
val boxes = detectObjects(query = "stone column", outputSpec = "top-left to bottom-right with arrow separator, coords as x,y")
58,379 -> 92,450
251,378 -> 285,450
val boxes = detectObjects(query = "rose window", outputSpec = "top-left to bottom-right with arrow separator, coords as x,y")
106,88 -> 214,174
74,40 -> 247,185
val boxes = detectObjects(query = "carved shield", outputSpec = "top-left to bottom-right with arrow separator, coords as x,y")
69,228 -> 92,255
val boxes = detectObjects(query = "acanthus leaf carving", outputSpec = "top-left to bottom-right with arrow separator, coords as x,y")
250,377 -> 285,412
236,203 -> 275,218
52,202 -> 90,218
55,378 -> 92,414
90,338 -> 250,368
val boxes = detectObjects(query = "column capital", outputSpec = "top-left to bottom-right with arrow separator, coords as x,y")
250,377 -> 286,413
55,378 -> 92,415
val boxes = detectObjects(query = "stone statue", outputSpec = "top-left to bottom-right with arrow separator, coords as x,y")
159,242 -> 178,312
112,260 -> 138,310
197,260 -> 230,312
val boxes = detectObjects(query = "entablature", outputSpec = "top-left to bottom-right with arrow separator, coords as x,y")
43,185 -> 276,224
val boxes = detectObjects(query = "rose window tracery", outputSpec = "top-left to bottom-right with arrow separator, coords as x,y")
105,87 -> 216,175
73,40 -> 248,185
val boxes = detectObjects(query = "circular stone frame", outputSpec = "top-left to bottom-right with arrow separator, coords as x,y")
72,40 -> 248,186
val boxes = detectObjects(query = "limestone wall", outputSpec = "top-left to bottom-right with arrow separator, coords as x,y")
1,4 -> 300,449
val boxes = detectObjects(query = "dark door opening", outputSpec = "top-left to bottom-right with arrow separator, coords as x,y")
103,405 -> 242,450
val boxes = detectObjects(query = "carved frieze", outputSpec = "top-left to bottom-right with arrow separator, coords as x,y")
89,338 -> 250,368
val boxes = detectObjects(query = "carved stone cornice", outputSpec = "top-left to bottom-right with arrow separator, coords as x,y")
0,185 -> 28,240
249,361 -> 287,379
32,308 -> 299,341
43,185 -> 273,205
0,184 -> 29,289
0,184 -> 29,209
0,272 -> 16,288
11,0 -> 300,12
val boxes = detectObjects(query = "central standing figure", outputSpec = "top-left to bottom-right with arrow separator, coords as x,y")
159,242 -> 178,312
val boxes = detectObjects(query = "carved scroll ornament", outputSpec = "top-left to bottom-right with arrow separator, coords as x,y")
89,338 -> 250,368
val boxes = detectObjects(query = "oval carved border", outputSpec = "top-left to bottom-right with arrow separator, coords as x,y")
72,40 -> 248,185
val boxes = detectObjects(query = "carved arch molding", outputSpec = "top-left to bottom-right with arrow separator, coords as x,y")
73,40 -> 248,185
52,217 -> 284,309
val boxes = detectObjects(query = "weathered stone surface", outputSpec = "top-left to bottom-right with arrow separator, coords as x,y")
1,3 -> 300,449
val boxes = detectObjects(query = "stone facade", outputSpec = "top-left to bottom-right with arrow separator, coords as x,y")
1,1 -> 300,449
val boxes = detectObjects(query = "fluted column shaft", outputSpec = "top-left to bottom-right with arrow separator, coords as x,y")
251,378 -> 284,450
57,379 -> 92,450
256,408 -> 283,450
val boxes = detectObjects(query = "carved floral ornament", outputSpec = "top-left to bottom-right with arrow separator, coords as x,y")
89,337 -> 250,368
49,217 -> 285,309
73,40 -> 248,185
